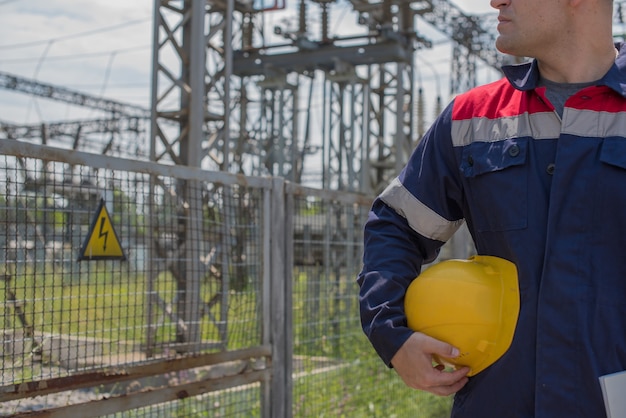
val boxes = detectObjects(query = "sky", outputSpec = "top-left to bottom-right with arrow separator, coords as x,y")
0,0 -> 498,127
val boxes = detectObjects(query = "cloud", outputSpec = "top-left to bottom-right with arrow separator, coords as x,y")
0,1 -> 153,122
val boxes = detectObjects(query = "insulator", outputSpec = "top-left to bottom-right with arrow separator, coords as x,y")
321,2 -> 330,43
299,0 -> 307,35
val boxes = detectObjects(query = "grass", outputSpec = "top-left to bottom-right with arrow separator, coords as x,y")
292,357 -> 453,417
1,264 -> 452,417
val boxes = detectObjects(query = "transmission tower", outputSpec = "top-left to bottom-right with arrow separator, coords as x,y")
145,0 -> 503,365
0,71 -> 150,157
149,0 -> 511,194
0,71 -> 149,119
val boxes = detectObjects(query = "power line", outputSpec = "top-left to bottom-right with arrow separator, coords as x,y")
0,45 -> 151,63
0,18 -> 150,50
61,82 -> 149,89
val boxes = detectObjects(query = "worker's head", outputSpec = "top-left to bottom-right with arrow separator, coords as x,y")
404,255 -> 519,376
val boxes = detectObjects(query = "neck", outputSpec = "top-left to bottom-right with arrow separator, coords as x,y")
537,42 -> 617,84
536,0 -> 616,83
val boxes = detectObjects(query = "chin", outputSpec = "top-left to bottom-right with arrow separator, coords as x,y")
495,39 -> 517,57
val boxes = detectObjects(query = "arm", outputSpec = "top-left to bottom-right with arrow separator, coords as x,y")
357,102 -> 469,394
358,200 -> 470,395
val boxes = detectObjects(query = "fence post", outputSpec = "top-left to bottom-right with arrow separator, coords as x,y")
266,177 -> 293,418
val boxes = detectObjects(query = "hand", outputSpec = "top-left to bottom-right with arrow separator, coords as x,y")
390,332 -> 470,396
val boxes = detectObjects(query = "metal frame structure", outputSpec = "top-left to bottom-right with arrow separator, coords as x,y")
145,0 -> 512,358
0,1 -> 519,190
149,0 -> 512,194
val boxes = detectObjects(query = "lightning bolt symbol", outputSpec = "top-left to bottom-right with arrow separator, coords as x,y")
98,217 -> 109,251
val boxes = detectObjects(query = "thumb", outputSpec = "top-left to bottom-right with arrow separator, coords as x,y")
420,333 -> 460,358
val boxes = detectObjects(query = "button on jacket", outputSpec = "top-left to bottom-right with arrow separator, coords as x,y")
358,44 -> 626,417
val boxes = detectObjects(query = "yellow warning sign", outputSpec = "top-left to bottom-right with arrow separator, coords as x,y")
78,198 -> 126,261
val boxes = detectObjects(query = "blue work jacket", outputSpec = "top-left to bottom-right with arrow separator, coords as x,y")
358,43 -> 626,417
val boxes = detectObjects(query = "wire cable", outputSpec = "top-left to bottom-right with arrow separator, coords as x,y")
0,45 -> 150,63
0,18 -> 150,50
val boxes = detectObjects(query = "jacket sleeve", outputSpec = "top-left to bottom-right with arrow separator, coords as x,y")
357,101 -> 465,366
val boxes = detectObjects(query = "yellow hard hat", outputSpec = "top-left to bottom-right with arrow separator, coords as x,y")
404,255 -> 519,376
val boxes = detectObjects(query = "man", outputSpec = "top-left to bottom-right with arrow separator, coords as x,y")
357,0 -> 624,416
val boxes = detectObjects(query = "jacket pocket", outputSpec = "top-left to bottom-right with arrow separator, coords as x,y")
460,139 -> 528,232
600,137 -> 626,169
594,138 -> 626,298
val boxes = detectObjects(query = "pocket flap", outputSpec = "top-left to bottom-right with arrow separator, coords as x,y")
461,140 -> 528,178
600,138 -> 626,170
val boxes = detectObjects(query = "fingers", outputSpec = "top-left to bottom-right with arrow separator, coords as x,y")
419,333 -> 460,359
391,332 -> 470,396
403,359 -> 469,394
419,366 -> 470,396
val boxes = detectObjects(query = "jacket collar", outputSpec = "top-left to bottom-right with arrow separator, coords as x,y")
501,42 -> 626,97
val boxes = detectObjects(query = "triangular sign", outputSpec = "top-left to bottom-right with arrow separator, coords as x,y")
78,198 -> 126,261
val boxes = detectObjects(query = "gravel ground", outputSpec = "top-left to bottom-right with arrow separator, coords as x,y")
0,389 -> 111,416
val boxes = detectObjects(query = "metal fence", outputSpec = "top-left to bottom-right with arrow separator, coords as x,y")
0,139 -> 461,417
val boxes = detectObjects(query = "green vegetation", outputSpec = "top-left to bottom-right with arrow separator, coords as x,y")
290,268 -> 453,417
292,358 -> 453,417
1,264 -> 451,417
